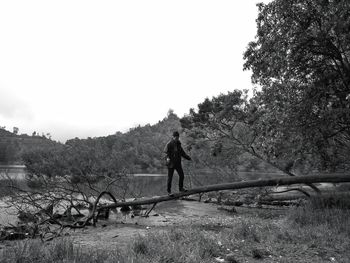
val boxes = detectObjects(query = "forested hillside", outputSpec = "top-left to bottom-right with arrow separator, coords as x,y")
61,111 -> 182,174
17,109 -> 270,179
16,111 -> 186,175
0,128 -> 57,164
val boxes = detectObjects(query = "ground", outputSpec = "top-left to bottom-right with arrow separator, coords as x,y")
1,189 -> 349,262
69,200 -> 227,251
63,198 -> 349,263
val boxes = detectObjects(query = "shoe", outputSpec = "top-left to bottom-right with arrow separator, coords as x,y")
167,191 -> 174,196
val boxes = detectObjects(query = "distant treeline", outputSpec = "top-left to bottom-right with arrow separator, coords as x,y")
0,111 -> 185,174
0,128 -> 57,165
59,111 -> 183,174
0,110 -> 270,178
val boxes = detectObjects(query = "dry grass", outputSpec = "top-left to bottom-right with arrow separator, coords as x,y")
129,227 -> 221,263
0,238 -> 125,263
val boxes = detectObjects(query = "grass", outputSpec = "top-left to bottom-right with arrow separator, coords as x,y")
0,238 -> 126,263
1,194 -> 350,262
129,228 -> 221,263
288,193 -> 350,234
0,229 -> 221,263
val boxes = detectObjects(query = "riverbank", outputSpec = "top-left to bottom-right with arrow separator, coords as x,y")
1,193 -> 350,263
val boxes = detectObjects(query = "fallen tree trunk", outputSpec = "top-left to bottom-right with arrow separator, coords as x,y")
100,174 -> 350,210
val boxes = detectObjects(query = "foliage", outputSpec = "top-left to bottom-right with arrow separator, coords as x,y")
0,127 -> 58,164
19,111 -> 181,176
181,90 -> 293,178
243,0 -> 350,171
181,0 -> 350,175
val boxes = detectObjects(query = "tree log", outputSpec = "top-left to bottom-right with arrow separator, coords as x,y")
269,188 -> 311,197
100,174 -> 350,210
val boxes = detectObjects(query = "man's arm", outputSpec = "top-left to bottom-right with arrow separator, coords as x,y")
180,146 -> 191,160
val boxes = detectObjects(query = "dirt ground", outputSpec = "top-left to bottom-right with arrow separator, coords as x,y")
67,199 -> 290,260
64,198 -> 350,263
68,199 -> 234,250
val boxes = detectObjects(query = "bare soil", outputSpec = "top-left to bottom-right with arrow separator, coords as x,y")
68,199 -> 231,250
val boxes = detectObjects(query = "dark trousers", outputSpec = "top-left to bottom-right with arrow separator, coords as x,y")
167,165 -> 184,193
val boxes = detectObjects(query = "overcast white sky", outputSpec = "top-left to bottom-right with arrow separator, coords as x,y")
0,0 -> 267,142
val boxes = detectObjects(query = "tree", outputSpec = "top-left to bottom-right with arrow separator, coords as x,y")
243,0 -> 350,171
181,90 -> 322,192
181,91 -> 275,170
9,140 -> 138,234
13,127 -> 19,135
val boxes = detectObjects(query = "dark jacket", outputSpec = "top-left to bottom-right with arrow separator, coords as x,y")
164,139 -> 191,168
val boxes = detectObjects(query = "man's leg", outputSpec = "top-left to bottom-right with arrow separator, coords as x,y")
167,168 -> 175,193
175,165 -> 185,191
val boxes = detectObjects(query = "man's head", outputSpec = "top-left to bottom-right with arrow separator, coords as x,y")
172,131 -> 180,141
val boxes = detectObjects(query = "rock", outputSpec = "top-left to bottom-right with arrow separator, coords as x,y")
224,253 -> 239,263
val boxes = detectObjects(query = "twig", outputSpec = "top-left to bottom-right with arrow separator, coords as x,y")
144,203 -> 157,217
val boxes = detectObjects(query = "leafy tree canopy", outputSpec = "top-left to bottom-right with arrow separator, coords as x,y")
243,0 -> 350,170
182,0 -> 350,175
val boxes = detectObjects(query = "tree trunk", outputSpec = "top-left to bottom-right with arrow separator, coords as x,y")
100,174 -> 350,210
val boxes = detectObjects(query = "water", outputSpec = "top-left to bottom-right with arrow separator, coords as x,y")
0,168 -> 172,226
0,165 -> 26,180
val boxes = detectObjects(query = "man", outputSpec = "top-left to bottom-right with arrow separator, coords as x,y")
164,131 -> 191,195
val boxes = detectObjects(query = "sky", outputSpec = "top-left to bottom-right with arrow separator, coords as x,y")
0,0 -> 267,142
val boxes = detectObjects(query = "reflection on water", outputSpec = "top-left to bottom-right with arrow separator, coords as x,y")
0,165 -> 26,180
